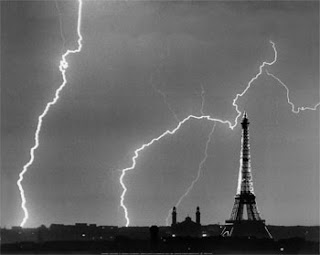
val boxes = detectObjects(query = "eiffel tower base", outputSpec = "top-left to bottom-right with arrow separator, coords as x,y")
221,220 -> 272,239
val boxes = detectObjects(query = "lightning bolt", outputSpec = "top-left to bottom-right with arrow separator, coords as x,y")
17,0 -> 83,227
230,40 -> 278,124
165,121 -> 217,226
265,70 -> 320,113
119,40 -> 319,227
150,42 -> 179,123
152,83 -> 180,122
119,115 -> 233,226
119,40 -> 278,227
164,84 -> 212,225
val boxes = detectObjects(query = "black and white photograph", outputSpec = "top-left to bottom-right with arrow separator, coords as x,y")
1,0 -> 319,253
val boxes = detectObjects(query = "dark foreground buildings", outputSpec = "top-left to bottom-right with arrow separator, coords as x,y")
171,206 -> 202,238
1,222 -> 319,253
1,208 -> 222,245
1,114 -> 319,253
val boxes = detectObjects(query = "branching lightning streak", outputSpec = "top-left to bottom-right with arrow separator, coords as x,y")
120,115 -> 232,226
165,121 -> 217,226
153,85 -> 180,122
119,41 -> 279,227
150,74 -> 180,122
165,84 -> 211,225
151,42 -> 179,123
231,40 -> 278,126
17,0 -> 83,227
14,0 -> 318,228
265,70 -> 320,113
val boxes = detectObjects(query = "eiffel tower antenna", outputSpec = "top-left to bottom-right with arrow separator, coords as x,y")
221,112 -> 272,239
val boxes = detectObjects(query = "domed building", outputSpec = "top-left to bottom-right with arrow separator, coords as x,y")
170,207 -> 201,238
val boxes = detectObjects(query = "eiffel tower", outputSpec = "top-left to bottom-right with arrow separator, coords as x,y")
221,112 -> 272,239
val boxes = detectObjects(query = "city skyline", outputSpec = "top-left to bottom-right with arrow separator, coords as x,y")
1,0 -> 319,228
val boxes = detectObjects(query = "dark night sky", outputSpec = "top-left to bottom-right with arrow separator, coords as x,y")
1,0 -> 319,228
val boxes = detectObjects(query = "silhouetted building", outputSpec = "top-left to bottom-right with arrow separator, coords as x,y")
221,112 -> 272,239
149,225 -> 159,250
171,207 -> 201,237
171,206 -> 177,226
118,226 -> 150,239
196,206 -> 201,225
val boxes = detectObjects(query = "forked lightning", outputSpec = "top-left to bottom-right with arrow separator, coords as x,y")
165,121 -> 217,226
16,1 -> 319,228
119,40 -> 319,227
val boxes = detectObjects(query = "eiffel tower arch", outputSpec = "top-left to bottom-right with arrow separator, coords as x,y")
221,112 -> 272,239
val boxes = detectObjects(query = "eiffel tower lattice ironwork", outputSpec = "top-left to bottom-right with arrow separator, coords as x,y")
221,112 -> 272,239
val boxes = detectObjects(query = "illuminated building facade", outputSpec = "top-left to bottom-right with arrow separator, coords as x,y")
221,112 -> 272,239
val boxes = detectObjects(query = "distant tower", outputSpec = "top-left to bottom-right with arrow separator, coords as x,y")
221,112 -> 272,239
172,207 -> 177,226
196,206 -> 201,225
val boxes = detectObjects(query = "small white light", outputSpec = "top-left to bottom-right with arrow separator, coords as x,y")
172,234 -> 176,237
